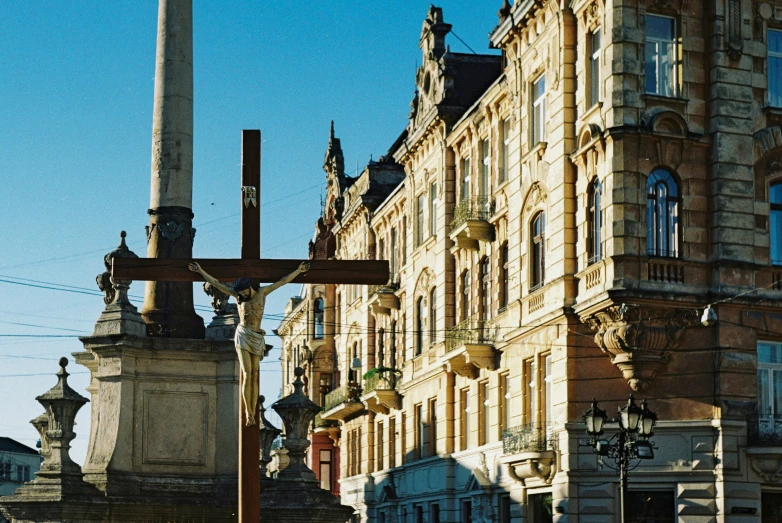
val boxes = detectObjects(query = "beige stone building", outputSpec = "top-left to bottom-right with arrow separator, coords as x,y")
278,1 -> 782,521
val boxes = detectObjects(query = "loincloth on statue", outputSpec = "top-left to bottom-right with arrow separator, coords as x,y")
234,324 -> 266,357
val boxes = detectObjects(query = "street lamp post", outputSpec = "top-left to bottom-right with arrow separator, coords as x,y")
583,395 -> 658,523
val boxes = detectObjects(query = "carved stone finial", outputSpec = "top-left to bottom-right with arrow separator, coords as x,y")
35,357 -> 89,475
271,367 -> 321,483
96,231 -> 139,309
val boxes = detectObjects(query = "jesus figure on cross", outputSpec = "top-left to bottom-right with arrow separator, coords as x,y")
188,260 -> 310,425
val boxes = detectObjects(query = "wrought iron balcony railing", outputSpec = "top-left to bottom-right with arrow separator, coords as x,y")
444,318 -> 498,353
323,384 -> 362,412
502,422 -> 558,455
451,197 -> 495,230
369,273 -> 400,296
363,370 -> 399,395
748,416 -> 782,446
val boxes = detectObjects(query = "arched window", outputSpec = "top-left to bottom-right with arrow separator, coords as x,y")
588,178 -> 603,264
481,257 -> 491,321
429,287 -> 437,345
772,183 -> 782,265
461,270 -> 471,322
499,242 -> 509,311
646,168 -> 679,257
415,297 -> 425,356
531,212 -> 546,290
313,298 -> 324,339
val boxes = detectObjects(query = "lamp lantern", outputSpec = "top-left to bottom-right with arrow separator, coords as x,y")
639,399 -> 658,438
618,395 -> 642,432
583,398 -> 607,437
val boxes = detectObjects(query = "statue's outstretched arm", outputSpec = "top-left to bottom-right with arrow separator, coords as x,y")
259,261 -> 310,296
188,262 -> 237,298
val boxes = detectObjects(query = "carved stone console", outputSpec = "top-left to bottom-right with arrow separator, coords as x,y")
583,303 -> 698,390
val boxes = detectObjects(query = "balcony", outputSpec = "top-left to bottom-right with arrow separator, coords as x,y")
320,384 -> 364,421
360,369 -> 402,414
367,273 -> 400,315
312,412 -> 340,443
449,198 -> 495,251
747,416 -> 782,482
500,422 -> 558,485
442,319 -> 497,379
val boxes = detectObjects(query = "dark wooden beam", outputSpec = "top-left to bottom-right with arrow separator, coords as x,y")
113,258 -> 390,285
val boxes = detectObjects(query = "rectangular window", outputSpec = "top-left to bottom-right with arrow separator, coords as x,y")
589,28 -> 602,107
645,14 -> 677,97
429,181 -> 438,237
390,228 -> 398,274
498,372 -> 510,440
415,403 -> 424,460
532,75 -> 546,145
357,427 -> 362,475
429,397 -> 438,457
417,193 -> 426,246
770,29 -> 782,107
481,138 -> 490,197
461,157 -> 472,201
462,500 -> 473,523
624,490 -> 675,522
319,449 -> 332,491
431,504 -> 441,523
376,421 -> 384,471
762,491 -> 782,523
460,387 -> 471,450
544,354 -> 553,425
499,243 -> 509,310
758,341 -> 782,445
415,506 -> 424,523
499,495 -> 511,523
524,358 -> 537,424
400,412 -> 407,464
478,380 -> 489,446
529,494 -> 554,523
500,118 -> 510,184
402,217 -> 408,265
389,416 -> 397,468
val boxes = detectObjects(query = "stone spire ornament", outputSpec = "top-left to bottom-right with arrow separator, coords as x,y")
259,367 -> 354,523
498,0 -> 512,22
93,231 -> 146,337
2,359 -> 97,506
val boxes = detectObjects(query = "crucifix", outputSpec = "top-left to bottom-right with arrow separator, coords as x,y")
113,130 -> 388,522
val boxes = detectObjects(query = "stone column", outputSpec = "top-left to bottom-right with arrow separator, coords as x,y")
142,0 -> 204,338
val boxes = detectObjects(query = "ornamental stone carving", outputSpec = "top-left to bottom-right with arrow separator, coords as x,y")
584,303 -> 698,390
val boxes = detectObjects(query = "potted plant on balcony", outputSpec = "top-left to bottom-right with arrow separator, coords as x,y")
362,366 -> 401,391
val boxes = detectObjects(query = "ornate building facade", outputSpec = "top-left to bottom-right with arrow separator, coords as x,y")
278,1 -> 782,521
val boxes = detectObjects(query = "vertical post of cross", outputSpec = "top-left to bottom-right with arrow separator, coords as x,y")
239,129 -> 262,522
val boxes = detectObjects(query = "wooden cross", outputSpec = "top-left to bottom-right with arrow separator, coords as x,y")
113,130 -> 388,522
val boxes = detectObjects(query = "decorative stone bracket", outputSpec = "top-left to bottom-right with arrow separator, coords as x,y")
583,303 -> 699,390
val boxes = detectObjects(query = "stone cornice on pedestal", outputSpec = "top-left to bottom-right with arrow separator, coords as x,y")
582,303 -> 699,390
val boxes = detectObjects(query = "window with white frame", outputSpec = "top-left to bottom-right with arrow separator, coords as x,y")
588,177 -> 603,264
481,256 -> 491,321
770,29 -> 782,107
589,27 -> 602,107
460,156 -> 471,201
429,287 -> 437,346
429,181 -> 438,237
758,341 -> 782,444
645,168 -> 679,257
461,270 -> 471,321
416,193 -> 425,247
771,182 -> 782,265
481,138 -> 490,198
532,75 -> 546,145
645,14 -> 677,97
501,118 -> 511,184
313,298 -> 324,339
530,211 -> 546,290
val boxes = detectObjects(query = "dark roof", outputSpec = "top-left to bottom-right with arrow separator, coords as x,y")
0,436 -> 39,456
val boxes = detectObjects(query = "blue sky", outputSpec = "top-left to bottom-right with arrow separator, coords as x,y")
0,1 -> 501,462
